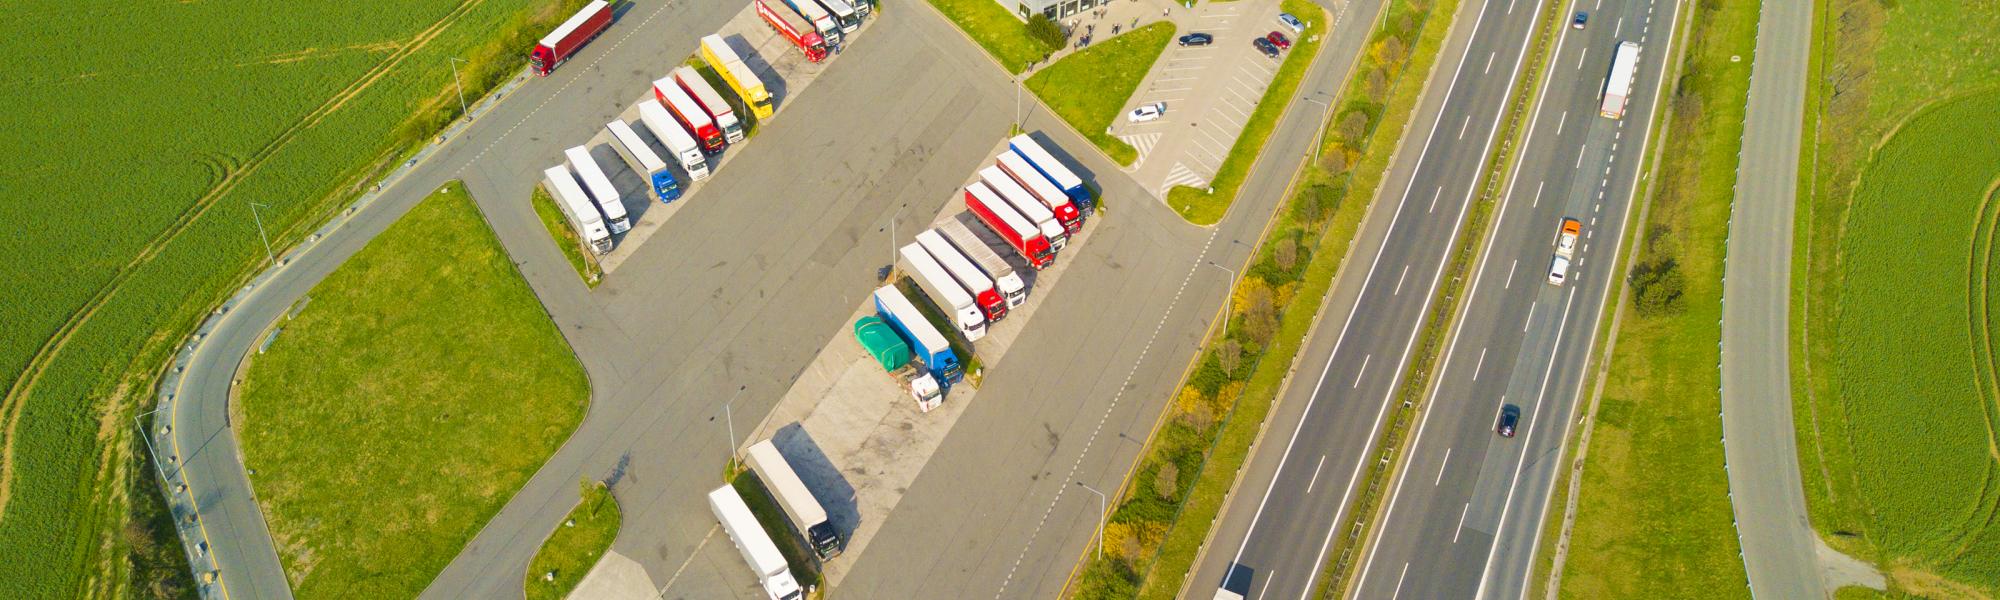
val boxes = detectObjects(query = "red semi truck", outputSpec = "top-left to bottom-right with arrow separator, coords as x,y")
653,76 -> 726,154
964,182 -> 1053,270
531,0 -> 614,76
756,0 -> 829,62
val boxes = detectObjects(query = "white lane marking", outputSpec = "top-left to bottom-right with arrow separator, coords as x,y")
1257,571 -> 1276,600
1354,355 -> 1371,388
1454,503 -> 1471,543
1395,264 -> 1411,295
1575,144 -> 1588,168
1307,454 -> 1328,493
1436,448 -> 1453,485
656,526 -> 717,595
1533,180 -> 1545,207
1474,347 -> 1488,380
1458,115 -> 1473,139
1555,110 -> 1567,135
1485,51 -> 1497,74
1614,16 -> 1624,37
1506,259 -> 1517,288
1576,46 -> 1589,70
1429,186 -> 1445,213
1525,300 -> 1536,332
1471,288 -> 1580,599
1390,563 -> 1412,600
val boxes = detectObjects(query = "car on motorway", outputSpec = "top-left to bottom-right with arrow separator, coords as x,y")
1178,32 -> 1213,46
1572,11 -> 1588,29
1253,37 -> 1280,58
1127,102 -> 1167,123
1278,12 -> 1305,33
1548,255 -> 1570,286
1266,31 -> 1291,50
1555,217 -> 1581,257
1496,404 -> 1521,437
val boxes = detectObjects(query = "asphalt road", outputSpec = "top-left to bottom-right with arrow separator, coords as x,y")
1187,0 -> 1685,594
1717,0 -> 1821,595
1348,0 -> 1683,595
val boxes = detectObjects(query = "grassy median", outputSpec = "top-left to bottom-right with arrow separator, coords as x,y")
532,184 -> 603,288
1026,22 -> 1176,167
526,482 -> 622,600
1167,0 -> 1325,225
925,0 -> 1057,73
237,181 -> 589,598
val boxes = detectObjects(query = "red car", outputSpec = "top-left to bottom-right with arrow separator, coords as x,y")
1266,31 -> 1292,50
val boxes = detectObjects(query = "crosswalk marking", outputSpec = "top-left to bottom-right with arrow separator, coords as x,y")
1119,132 -> 1162,164
1160,161 -> 1209,196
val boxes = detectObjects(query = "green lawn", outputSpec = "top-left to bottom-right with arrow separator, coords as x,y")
531,184 -> 604,288
1166,0 -> 1325,225
1555,0 -> 1757,596
237,181 -> 589,598
925,0 -> 1056,74
526,482 -> 623,600
1026,22 -> 1177,167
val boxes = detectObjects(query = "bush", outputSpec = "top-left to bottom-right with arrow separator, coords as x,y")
1154,463 -> 1180,501
1630,257 -> 1687,316
1026,14 -> 1066,51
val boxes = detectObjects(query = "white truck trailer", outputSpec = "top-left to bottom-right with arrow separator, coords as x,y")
707,485 -> 804,600
980,165 -> 1067,253
744,440 -> 841,560
638,99 -> 711,182
673,65 -> 745,144
899,242 -> 985,341
916,229 -> 1007,322
605,119 -> 682,203
563,145 -> 629,234
935,214 -> 1027,307
1601,42 -> 1642,119
541,166 -> 613,254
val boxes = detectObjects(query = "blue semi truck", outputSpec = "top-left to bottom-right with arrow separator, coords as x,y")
1008,133 -> 1092,212
872,285 -> 964,385
604,119 -> 683,203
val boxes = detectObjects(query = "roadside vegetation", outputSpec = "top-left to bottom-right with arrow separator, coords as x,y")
237,182 -> 588,598
1167,0 -> 1325,225
730,469 -> 824,591
1061,0 -> 1459,594
0,0 -> 590,595
1796,0 -> 2000,595
532,185 -> 605,287
526,481 -> 623,600
1552,0 -> 1757,595
924,0 -> 1063,73
1025,22 -> 1177,166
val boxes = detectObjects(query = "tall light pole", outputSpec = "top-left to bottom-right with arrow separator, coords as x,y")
1205,261 -> 1237,334
446,57 -> 470,119
723,385 -> 747,463
248,202 -> 275,265
888,203 -> 907,270
1075,481 -> 1107,561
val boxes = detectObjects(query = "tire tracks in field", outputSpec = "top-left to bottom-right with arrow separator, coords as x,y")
0,0 -> 494,518
1955,177 -> 2000,563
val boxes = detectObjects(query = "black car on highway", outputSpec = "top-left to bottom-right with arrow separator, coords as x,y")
1496,404 -> 1522,438
1179,32 -> 1214,46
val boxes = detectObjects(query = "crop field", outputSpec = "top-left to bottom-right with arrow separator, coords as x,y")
1797,0 -> 2000,594
0,0 -> 583,594
237,182 -> 588,598
1025,22 -> 1176,167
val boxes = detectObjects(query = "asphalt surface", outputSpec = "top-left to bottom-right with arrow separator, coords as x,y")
1188,0 -> 1680,595
1718,0 -> 1822,595
163,0 -> 1366,598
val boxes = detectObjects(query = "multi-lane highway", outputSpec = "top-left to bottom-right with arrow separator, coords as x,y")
1349,0 -> 1681,593
1189,0 -> 1681,594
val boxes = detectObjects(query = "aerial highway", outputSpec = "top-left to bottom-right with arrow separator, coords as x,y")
1347,0 -> 1681,594
1184,0 -> 1672,592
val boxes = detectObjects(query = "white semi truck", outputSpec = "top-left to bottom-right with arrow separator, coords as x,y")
898,242 -> 985,342
935,214 -> 1027,307
707,485 -> 805,600
541,166 -> 613,254
638,99 -> 711,181
563,145 -> 629,234
744,440 -> 841,560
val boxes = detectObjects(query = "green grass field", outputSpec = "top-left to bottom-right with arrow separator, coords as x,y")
237,182 -> 588,598
0,0 -> 586,594
1796,0 -> 2000,594
1025,22 -> 1176,167
526,482 -> 622,600
925,0 -> 1056,74
1555,0 -> 1757,596
532,184 -> 605,288
1166,0 -> 1325,225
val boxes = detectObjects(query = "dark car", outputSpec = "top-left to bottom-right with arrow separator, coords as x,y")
1179,32 -> 1214,47
1253,37 -> 1280,58
1496,404 -> 1522,438
1572,11 -> 1588,29
1266,31 -> 1292,50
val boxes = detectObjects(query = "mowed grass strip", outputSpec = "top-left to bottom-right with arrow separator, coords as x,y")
1166,0 -> 1325,225
1026,22 -> 1177,167
526,482 -> 622,600
1556,0 -> 1756,596
237,182 -> 588,598
532,185 -> 604,288
925,0 -> 1056,74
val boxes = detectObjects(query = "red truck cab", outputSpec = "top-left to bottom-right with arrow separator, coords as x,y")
531,0 -> 614,76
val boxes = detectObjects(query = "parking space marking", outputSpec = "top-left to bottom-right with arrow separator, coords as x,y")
1196,125 -> 1232,150
1119,132 -> 1163,162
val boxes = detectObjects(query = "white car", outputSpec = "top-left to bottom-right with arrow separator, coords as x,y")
1127,102 -> 1167,123
1548,255 -> 1570,286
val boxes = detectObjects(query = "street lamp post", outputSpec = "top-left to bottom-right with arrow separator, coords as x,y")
248,202 -> 275,265
446,57 -> 470,119
723,385 -> 747,463
1206,261 -> 1237,334
1075,481 -> 1108,561
889,204 -> 908,270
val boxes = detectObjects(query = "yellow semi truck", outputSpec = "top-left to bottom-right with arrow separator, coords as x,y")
700,35 -> 774,120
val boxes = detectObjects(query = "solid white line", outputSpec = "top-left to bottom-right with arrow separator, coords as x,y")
1354,355 -> 1371,388
1436,448 -> 1453,485
1257,571 -> 1275,600
1307,455 -> 1328,493
1472,288 -> 1580,599
1395,264 -> 1411,295
1506,259 -> 1517,288
1454,503 -> 1470,543
1473,347 -> 1488,380
1525,301 -> 1536,332
1390,563 -> 1411,600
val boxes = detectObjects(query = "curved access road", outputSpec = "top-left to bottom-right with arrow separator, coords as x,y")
1718,0 -> 1822,596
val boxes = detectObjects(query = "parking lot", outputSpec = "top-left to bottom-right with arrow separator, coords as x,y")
1111,0 -> 1314,198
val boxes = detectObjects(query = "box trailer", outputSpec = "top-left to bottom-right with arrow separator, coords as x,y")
780,0 -> 842,46
605,119 -> 682,203
1008,134 -> 1091,210
964,182 -> 1052,269
541,166 -> 614,254
814,0 -> 860,33
1600,42 -> 1642,119
998,150 -> 1081,233
707,486 -> 805,600
530,0 -> 613,76
654,76 -> 725,154
899,242 -> 986,342
980,166 -> 1066,253
935,215 -> 1026,307
854,316 -> 945,409
744,440 -> 841,560
674,65 -> 745,144
756,0 -> 828,62
873,285 -> 964,384
916,230 -> 1006,322
701,35 -> 774,120
638,99 -> 711,182
563,146 -> 629,234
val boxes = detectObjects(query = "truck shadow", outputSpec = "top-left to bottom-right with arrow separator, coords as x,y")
722,33 -> 793,112
770,423 -> 860,546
